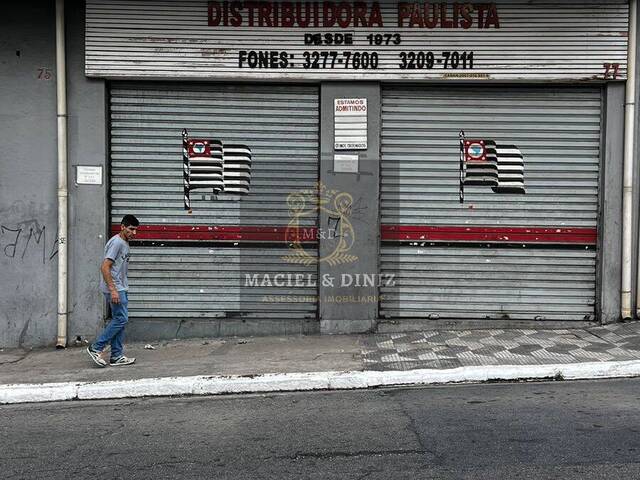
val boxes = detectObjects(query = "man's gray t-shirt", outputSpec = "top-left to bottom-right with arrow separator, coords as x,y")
99,235 -> 130,293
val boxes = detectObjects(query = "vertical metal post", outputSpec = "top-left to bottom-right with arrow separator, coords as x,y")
459,130 -> 465,204
182,129 -> 191,213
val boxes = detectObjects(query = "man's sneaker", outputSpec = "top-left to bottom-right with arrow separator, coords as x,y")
110,355 -> 136,366
86,346 -> 107,368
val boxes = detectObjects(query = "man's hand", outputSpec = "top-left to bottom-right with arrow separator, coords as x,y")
110,289 -> 121,304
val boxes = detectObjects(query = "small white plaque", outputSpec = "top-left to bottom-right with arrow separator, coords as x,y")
76,166 -> 103,185
334,154 -> 359,173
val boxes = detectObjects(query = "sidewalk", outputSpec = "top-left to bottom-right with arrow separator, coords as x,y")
2,322 -> 640,404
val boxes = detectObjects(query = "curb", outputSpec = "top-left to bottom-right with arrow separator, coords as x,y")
2,360 -> 640,405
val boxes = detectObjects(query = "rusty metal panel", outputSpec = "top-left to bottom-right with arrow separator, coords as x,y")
379,86 -> 601,321
86,0 -> 628,82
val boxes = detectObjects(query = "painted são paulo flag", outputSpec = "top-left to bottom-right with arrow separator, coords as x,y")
182,129 -> 252,211
459,131 -> 525,203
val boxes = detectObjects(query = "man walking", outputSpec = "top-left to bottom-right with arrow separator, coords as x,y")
87,214 -> 139,367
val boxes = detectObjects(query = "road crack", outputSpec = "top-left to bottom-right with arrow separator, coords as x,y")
279,448 -> 429,460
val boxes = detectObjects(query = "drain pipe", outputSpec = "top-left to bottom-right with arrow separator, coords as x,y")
632,0 -> 640,319
623,0 -> 638,319
55,0 -> 68,348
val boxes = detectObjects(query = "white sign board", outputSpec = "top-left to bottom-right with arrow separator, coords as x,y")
334,154 -> 359,173
334,98 -> 367,150
76,166 -> 103,185
86,1 -> 629,82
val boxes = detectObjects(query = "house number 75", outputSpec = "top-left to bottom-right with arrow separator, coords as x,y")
37,68 -> 53,80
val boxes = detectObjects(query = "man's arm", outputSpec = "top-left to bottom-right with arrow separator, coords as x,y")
101,258 -> 120,304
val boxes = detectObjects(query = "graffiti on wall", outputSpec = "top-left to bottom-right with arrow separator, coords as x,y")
0,218 -> 58,264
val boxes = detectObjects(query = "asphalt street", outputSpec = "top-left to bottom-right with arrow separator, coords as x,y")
3,378 -> 640,479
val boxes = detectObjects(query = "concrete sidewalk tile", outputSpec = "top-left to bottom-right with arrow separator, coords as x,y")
415,351 -> 439,361
472,345 -> 507,356
456,352 -> 501,366
530,349 -> 574,364
546,344 -> 576,354
605,346 -> 640,358
619,342 -> 640,351
446,338 -> 485,350
507,344 -> 542,355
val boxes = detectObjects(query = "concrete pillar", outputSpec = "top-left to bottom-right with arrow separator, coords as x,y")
319,82 -> 381,334
598,83 -> 625,323
66,0 -> 108,341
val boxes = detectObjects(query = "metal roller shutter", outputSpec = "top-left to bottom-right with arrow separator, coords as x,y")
127,246 -> 318,320
86,0 -> 629,82
380,86 -> 600,322
109,83 -> 319,321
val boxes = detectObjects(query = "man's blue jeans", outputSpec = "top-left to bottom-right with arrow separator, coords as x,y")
93,290 -> 128,359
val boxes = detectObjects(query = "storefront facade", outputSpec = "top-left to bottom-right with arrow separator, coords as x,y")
0,0 -> 636,346
88,0 -> 628,334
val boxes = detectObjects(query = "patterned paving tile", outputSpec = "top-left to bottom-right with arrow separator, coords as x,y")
456,352 -> 501,366
508,345 -> 543,355
530,349 -> 575,364
361,322 -> 640,371
604,347 -> 640,358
